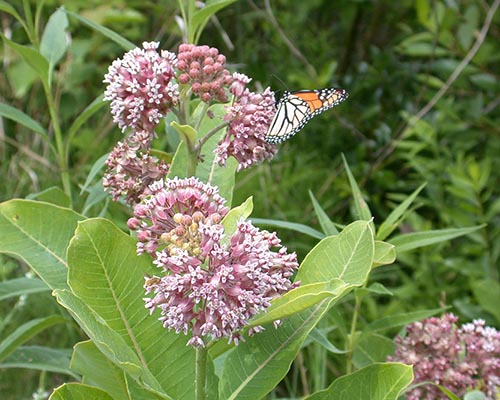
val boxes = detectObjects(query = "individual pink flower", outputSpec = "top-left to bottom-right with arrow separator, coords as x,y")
102,138 -> 169,205
103,41 -> 179,132
130,177 -> 299,347
388,313 -> 500,400
216,87 -> 278,171
177,44 -> 232,103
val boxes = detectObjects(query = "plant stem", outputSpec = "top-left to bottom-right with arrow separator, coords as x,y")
43,82 -> 72,204
195,346 -> 207,400
345,288 -> 363,374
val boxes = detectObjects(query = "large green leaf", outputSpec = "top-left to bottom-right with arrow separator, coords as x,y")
0,200 -> 85,290
305,362 -> 413,400
297,220 -> 374,286
54,289 -> 168,399
49,383 -> 114,400
0,346 -> 77,378
0,102 -> 47,137
218,298 -> 333,400
64,218 -> 195,399
71,341 -> 158,400
352,333 -> 395,369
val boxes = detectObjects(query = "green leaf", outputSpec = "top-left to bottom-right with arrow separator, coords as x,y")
54,289 -> 168,398
464,390 -> 487,400
308,328 -> 346,354
0,1 -> 24,25
0,200 -> 86,290
64,218 -> 195,399
389,225 -> 485,253
80,153 -> 108,195
373,240 -> 396,268
64,9 -> 135,50
219,298 -> 334,400
251,218 -> 324,239
0,316 -> 66,361
0,102 -> 47,137
352,333 -> 395,368
49,383 -> 114,400
171,121 -> 198,150
471,279 -> 500,323
364,282 -> 393,296
377,183 -> 426,240
309,190 -> 338,235
341,154 -> 373,222
365,308 -> 445,333
193,103 -> 236,205
191,0 -> 237,44
71,341 -> 158,400
0,277 -> 49,301
304,363 -> 413,400
0,346 -> 78,378
27,186 -> 71,208
221,196 -> 253,241
297,220 -> 374,286
1,34 -> 49,87
249,279 -> 352,328
40,8 -> 69,68
68,94 -> 107,141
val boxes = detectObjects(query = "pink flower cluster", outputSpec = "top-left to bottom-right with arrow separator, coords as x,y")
216,87 -> 278,171
104,42 -> 179,132
177,44 -> 232,103
128,177 -> 299,347
389,313 -> 500,399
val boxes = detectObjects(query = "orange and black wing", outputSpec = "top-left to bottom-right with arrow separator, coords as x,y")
265,88 -> 348,144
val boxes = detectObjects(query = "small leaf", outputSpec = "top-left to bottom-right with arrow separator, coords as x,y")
377,183 -> 426,240
0,102 -> 47,137
0,277 -> 49,301
64,9 -> 135,50
249,279 -> 352,328
69,94 -> 107,140
364,282 -> 393,296
304,362 -> 413,400
373,240 -> 396,268
1,34 -> 49,87
341,154 -> 373,222
40,8 -> 69,67
0,316 -> 66,361
80,153 -> 108,195
308,329 -> 346,354
221,196 -> 253,240
49,383 -> 114,400
352,333 -> 395,368
0,346 -> 77,378
389,225 -> 485,253
251,218 -> 324,239
191,0 -> 237,44
171,121 -> 198,149
309,190 -> 338,235
27,186 -> 71,207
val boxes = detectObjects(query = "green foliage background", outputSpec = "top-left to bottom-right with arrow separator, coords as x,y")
1,0 -> 499,398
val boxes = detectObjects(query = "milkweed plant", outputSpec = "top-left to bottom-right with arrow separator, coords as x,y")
0,1 -> 496,400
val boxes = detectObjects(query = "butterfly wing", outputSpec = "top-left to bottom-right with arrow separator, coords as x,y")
265,88 -> 348,144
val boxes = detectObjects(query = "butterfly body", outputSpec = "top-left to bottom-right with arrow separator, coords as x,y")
265,88 -> 348,144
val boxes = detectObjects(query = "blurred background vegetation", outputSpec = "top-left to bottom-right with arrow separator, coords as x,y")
1,0 -> 499,398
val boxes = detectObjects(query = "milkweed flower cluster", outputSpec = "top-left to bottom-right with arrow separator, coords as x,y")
216,86 -> 278,171
388,313 -> 500,400
127,177 -> 299,347
103,42 -> 179,132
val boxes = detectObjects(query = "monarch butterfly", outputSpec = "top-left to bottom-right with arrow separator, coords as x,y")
265,88 -> 349,144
